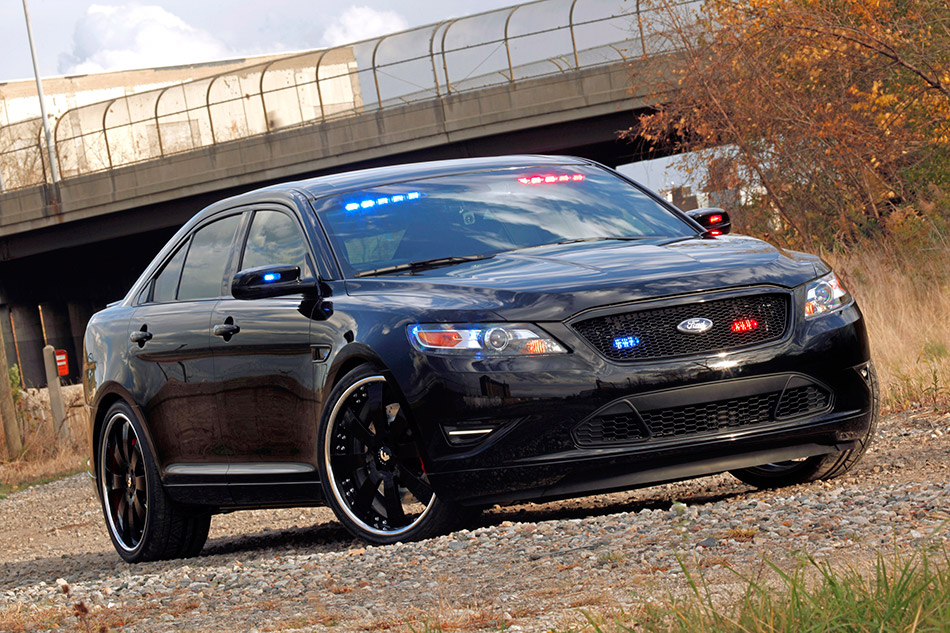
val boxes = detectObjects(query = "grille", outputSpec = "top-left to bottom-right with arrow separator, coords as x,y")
775,385 -> 831,419
572,293 -> 789,361
573,411 -> 649,445
642,393 -> 779,439
573,383 -> 832,447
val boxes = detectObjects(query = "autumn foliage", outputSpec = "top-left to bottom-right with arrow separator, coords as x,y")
631,0 -> 950,251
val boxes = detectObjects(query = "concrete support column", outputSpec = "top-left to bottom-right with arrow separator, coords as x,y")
67,301 -> 97,378
10,304 -> 46,388
39,302 -> 77,380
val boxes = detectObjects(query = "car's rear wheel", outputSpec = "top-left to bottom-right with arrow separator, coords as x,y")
318,365 -> 471,544
730,365 -> 879,489
98,401 -> 211,563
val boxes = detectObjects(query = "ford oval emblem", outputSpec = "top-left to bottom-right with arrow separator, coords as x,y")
677,317 -> 714,334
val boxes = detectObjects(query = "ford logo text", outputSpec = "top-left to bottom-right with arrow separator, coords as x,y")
677,318 -> 714,334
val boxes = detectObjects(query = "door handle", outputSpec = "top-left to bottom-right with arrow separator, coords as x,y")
213,323 -> 241,337
129,329 -> 153,345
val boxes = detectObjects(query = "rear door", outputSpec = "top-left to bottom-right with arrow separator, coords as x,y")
128,213 -> 243,478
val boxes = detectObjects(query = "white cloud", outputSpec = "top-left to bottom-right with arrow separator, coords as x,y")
321,6 -> 409,47
58,3 -> 231,74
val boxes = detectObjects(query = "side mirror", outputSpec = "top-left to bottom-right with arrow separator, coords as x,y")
231,265 -> 315,300
686,208 -> 732,235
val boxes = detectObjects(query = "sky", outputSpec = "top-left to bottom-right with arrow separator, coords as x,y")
0,1 -> 520,82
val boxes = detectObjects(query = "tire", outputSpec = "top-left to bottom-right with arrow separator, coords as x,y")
730,364 -> 879,489
318,364 -> 473,544
97,401 -> 211,563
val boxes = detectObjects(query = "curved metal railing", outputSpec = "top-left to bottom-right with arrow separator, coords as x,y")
0,0 -> 680,193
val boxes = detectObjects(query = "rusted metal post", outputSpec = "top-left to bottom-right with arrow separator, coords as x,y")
42,345 -> 69,442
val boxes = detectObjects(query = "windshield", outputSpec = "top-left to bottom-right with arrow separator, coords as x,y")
315,165 -> 697,276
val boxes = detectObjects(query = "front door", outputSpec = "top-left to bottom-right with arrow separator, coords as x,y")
210,208 -> 321,494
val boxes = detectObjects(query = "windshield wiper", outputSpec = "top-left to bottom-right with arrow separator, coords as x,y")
554,236 -> 652,245
355,254 -> 494,278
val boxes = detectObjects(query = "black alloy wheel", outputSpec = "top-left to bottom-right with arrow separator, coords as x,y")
98,402 -> 211,563
319,365 -> 471,543
101,410 -> 148,551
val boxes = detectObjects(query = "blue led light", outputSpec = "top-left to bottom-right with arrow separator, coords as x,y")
613,335 -> 642,350
343,192 -> 422,212
263,272 -> 280,283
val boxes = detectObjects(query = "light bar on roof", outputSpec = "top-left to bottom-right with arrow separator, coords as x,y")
344,191 -> 423,212
517,174 -> 585,185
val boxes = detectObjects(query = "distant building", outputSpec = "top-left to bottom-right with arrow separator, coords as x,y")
0,48 -> 362,191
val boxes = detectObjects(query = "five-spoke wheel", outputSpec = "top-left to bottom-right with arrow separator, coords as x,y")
319,365 -> 472,543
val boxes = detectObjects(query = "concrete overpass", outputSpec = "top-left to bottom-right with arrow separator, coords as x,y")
0,0 -> 685,386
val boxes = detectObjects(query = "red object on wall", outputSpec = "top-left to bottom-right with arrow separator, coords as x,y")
55,349 -> 68,376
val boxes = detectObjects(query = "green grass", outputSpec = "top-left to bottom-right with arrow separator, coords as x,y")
582,546 -> 950,633
408,546 -> 950,632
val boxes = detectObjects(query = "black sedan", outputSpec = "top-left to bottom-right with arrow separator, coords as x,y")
83,155 -> 877,562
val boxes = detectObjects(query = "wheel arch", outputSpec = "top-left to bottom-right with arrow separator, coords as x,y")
327,343 -> 391,390
90,384 -> 162,489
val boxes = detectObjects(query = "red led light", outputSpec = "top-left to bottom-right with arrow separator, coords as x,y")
708,230 -> 722,236
517,174 -> 586,185
731,319 -> 759,333
708,214 -> 723,224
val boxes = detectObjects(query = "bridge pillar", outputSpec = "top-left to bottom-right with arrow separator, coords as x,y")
39,303 -> 78,380
10,305 -> 46,388
67,301 -> 98,377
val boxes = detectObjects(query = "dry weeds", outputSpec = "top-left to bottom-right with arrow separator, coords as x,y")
0,385 -> 88,491
831,247 -> 950,409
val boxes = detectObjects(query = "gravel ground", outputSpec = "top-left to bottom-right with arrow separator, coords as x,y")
1,407 -> 948,632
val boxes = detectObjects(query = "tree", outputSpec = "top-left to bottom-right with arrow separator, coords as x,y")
0,326 -> 22,458
628,0 -> 950,249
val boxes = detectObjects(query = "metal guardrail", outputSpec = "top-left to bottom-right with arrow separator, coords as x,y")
0,0 -> 680,193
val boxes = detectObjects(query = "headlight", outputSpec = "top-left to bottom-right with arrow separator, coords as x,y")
804,272 -> 851,318
408,323 -> 567,356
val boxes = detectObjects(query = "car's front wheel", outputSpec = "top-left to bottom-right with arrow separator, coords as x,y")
318,365 -> 471,544
98,401 -> 211,562
730,365 -> 879,489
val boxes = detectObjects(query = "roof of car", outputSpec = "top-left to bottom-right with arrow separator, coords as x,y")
270,154 -> 593,200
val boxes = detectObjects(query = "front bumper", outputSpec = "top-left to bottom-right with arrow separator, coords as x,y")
394,296 -> 874,506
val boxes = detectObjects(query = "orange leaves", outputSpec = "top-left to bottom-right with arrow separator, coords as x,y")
628,0 -> 950,248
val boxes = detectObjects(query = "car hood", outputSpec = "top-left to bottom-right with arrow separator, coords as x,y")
344,235 -> 826,321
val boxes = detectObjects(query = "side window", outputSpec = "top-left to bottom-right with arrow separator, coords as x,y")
241,210 -> 313,278
177,215 -> 241,301
151,242 -> 187,303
